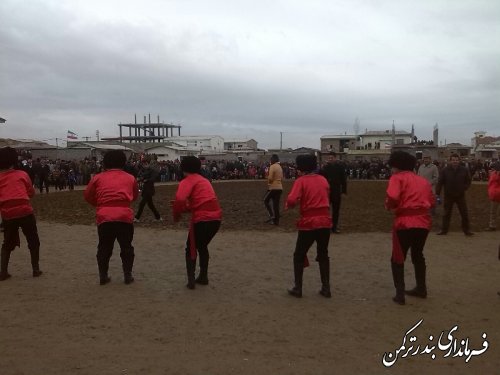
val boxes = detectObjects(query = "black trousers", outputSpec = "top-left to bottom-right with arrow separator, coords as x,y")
185,221 -> 221,262
441,193 -> 470,233
135,195 -> 160,220
97,222 -> 135,275
392,228 -> 429,294
294,228 -> 331,264
329,189 -> 342,231
1,214 -> 40,266
396,228 -> 428,266
264,189 -> 282,224
38,177 -> 49,193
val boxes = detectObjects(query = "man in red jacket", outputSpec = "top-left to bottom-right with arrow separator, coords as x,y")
486,161 -> 500,231
285,154 -> 332,298
84,150 -> 139,285
172,156 -> 222,289
385,151 -> 435,305
0,147 -> 42,280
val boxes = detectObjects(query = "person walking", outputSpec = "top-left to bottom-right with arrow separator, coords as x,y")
436,154 -> 474,236
320,151 -> 347,233
385,151 -> 435,305
263,154 -> 283,225
84,150 -> 139,285
134,160 -> 162,222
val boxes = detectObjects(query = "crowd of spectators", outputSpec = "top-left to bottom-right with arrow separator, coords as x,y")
13,152 -> 498,193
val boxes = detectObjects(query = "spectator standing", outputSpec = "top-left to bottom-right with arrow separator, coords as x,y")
320,151 -> 347,233
263,154 -> 283,225
436,154 -> 474,236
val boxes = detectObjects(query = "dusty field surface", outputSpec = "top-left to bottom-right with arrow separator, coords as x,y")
1,180 -> 499,374
31,180 -> 493,233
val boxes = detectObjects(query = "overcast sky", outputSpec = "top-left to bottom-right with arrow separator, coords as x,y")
1,0 -> 499,149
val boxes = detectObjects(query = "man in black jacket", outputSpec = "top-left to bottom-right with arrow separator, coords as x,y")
134,160 -> 162,222
436,154 -> 473,236
320,152 -> 347,233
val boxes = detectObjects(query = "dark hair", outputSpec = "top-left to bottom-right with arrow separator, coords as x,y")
181,156 -> 201,173
329,151 -> 337,157
450,153 -> 460,159
102,150 -> 127,169
0,147 -> 18,169
270,154 -> 279,163
296,154 -> 317,173
388,151 -> 416,171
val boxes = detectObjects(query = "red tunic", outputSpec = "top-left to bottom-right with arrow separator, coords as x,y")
84,169 -> 139,225
488,171 -> 500,202
0,169 -> 35,220
285,174 -> 332,230
385,171 -> 435,264
385,171 -> 435,230
172,174 -> 222,223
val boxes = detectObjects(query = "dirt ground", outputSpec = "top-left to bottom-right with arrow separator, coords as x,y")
1,180 -> 499,374
31,179 -> 493,233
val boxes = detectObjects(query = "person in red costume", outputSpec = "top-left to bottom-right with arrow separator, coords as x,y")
172,156 -> 222,289
285,154 -> 332,298
486,161 -> 500,231
385,151 -> 435,305
84,150 -> 139,285
0,147 -> 43,280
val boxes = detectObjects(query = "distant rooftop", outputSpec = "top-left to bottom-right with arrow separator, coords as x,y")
363,130 -> 411,136
321,134 -> 357,139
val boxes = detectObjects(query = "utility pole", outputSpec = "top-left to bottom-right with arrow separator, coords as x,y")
280,132 -> 283,151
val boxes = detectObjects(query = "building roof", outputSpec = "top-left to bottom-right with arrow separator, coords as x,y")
347,149 -> 391,155
167,135 -> 223,140
363,130 -> 411,136
320,134 -> 358,139
445,143 -> 472,149
78,142 -> 133,151
224,138 -> 257,143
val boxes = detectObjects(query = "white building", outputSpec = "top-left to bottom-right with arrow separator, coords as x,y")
360,130 -> 413,149
143,144 -> 190,161
164,135 -> 224,153
224,138 -> 258,151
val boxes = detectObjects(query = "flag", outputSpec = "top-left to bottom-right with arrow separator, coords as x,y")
67,130 -> 78,140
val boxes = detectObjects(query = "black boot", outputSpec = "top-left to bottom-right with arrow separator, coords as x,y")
30,247 -> 43,277
195,253 -> 209,285
186,256 -> 196,289
121,251 -> 135,285
288,259 -> 303,298
406,263 -> 427,298
318,258 -> 331,298
97,255 -> 111,285
0,248 -> 12,281
391,262 -> 405,305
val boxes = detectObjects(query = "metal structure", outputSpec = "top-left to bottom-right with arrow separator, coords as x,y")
101,114 -> 181,143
